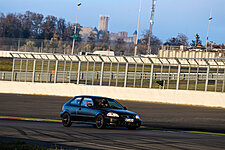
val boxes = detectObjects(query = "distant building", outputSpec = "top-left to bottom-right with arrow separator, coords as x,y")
118,32 -> 128,40
126,37 -> 134,43
80,27 -> 92,43
80,15 -> 138,44
80,27 -> 97,43
109,31 -> 137,44
93,50 -> 115,56
132,30 -> 138,43
98,15 -> 109,32
109,32 -> 119,41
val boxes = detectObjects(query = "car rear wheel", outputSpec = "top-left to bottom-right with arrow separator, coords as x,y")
96,115 -> 106,129
62,113 -> 72,127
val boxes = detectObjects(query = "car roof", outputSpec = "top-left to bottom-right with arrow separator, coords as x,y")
74,95 -> 113,99
75,95 -> 114,100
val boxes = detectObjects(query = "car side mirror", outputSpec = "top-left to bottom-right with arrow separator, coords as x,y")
87,103 -> 93,108
124,107 -> 127,110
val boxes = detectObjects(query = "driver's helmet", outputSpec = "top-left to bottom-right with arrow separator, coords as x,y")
99,102 -> 104,107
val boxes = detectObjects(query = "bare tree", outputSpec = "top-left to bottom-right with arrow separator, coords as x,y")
164,33 -> 189,46
138,30 -> 162,55
113,38 -> 126,55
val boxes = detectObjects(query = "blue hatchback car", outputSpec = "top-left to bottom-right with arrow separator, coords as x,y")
60,95 -> 142,129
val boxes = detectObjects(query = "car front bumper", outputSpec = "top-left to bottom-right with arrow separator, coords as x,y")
105,117 -> 141,128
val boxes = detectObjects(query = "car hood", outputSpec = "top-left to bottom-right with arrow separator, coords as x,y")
101,108 -> 137,115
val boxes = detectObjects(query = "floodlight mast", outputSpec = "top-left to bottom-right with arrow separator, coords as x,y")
206,9 -> 212,52
134,0 -> 142,56
71,2 -> 81,55
147,0 -> 157,55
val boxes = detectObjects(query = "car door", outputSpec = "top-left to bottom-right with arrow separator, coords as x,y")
68,97 -> 83,121
77,97 -> 96,122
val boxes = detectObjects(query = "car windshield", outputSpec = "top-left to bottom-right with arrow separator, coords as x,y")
94,98 -> 124,109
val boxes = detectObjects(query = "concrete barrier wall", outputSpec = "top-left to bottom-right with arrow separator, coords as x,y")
0,81 -> 225,108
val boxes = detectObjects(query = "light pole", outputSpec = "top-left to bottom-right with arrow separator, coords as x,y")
71,2 -> 81,55
147,0 -> 157,54
206,9 -> 212,52
134,0 -> 141,56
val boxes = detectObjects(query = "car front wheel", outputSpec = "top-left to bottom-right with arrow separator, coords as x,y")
62,112 -> 72,127
96,115 -> 106,129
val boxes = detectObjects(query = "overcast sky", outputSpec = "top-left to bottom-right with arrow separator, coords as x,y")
1,0 -> 225,44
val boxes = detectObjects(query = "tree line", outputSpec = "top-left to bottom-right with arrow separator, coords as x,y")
0,11 -> 74,40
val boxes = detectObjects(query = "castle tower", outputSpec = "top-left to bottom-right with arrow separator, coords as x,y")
98,15 -> 109,32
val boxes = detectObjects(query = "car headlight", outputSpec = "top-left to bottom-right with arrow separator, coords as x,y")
107,112 -> 119,117
135,115 -> 140,119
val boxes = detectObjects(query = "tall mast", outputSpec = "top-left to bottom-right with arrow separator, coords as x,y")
206,9 -> 212,52
147,0 -> 157,54
134,0 -> 141,56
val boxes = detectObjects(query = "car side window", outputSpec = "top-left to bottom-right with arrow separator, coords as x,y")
70,97 -> 82,106
80,98 -> 94,107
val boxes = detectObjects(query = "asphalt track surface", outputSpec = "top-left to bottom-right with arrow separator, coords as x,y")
0,93 -> 225,149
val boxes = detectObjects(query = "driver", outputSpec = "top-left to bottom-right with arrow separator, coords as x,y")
99,101 -> 109,108
104,101 -> 109,108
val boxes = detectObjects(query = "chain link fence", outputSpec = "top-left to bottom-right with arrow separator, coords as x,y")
0,52 -> 223,92
0,37 -> 74,54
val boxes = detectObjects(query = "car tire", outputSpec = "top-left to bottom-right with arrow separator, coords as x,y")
62,112 -> 72,127
127,126 -> 137,130
96,115 -> 106,129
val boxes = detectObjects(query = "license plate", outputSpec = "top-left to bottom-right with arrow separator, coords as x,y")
125,118 -> 134,122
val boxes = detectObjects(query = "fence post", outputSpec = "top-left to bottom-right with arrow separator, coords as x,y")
11,58 -> 15,81
109,62 -> 112,86
92,62 -> 96,85
54,60 -> 59,83
19,59 -> 23,82
176,64 -> 181,90
205,65 -> 210,91
69,61 -> 73,83
149,64 -> 154,88
77,61 -> 81,84
141,64 -> 144,88
124,63 -> 129,87
25,59 -> 28,82
100,62 -> 104,86
32,59 -> 37,82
